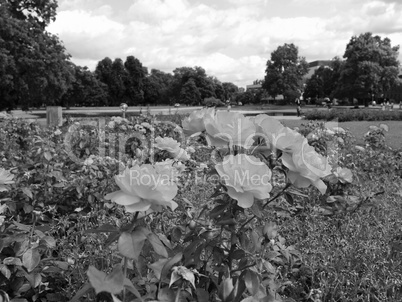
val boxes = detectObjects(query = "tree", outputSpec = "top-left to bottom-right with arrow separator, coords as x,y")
0,0 -> 73,110
172,66 -> 217,104
94,57 -> 127,106
62,65 -> 108,107
143,69 -> 174,105
222,82 -> 239,101
124,55 -> 146,105
263,43 -> 308,102
179,78 -> 201,105
337,32 -> 400,106
304,65 -> 336,100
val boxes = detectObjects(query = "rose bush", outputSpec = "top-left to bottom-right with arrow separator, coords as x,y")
1,109 -> 393,302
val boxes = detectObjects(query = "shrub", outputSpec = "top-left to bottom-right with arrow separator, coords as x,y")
304,108 -> 402,122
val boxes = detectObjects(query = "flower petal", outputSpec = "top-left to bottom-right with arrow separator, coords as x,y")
104,191 -> 141,206
227,187 -> 254,208
125,201 -> 152,212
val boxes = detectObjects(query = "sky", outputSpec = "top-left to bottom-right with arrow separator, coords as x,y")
47,0 -> 402,89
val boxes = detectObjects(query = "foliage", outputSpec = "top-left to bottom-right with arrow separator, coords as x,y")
335,32 -> 400,105
61,65 -> 109,108
263,43 -> 308,102
0,112 -> 401,302
0,0 -> 73,110
303,58 -> 344,100
304,108 -> 402,122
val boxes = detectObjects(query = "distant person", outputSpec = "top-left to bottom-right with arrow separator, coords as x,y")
295,98 -> 301,117
372,100 -> 376,106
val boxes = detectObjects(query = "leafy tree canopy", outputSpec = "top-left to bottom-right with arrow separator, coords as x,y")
0,0 -> 73,110
337,32 -> 400,103
263,43 -> 308,102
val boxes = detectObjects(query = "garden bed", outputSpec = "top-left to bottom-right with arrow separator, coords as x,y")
0,112 -> 401,301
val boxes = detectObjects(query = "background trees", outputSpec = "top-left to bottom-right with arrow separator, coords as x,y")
0,0 -> 73,110
335,32 -> 400,106
303,58 -> 344,102
263,43 -> 308,103
1,0 -> 398,109
61,65 -> 108,107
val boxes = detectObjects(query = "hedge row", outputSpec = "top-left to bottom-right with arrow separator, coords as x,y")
304,108 -> 402,122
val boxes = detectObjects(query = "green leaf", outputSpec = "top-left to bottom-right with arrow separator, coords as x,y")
249,230 -> 261,253
158,233 -> 173,250
69,282 -> 92,302
147,233 -> 168,258
87,264 -> 124,295
263,222 -> 277,240
0,264 -> 11,279
240,298 -> 260,302
40,236 -> 56,248
161,252 -> 183,282
44,151 -> 52,161
13,221 -> 31,232
23,204 -> 33,214
22,248 -> 40,272
221,278 -> 235,302
244,270 -> 259,296
124,278 -> 143,301
3,257 -> 22,266
196,288 -> 209,302
24,272 -> 42,288
171,227 -> 182,242
118,230 -> 147,261
111,295 -> 122,302
21,187 -> 33,199
85,224 -> 119,233
149,258 -> 169,280
157,287 -> 176,302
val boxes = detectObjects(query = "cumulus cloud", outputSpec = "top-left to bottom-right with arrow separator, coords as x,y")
48,0 -> 402,88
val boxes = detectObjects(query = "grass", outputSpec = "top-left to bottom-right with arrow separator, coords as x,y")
281,119 -> 402,150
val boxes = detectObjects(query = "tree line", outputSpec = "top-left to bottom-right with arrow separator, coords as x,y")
263,34 -> 400,106
0,0 -> 239,110
0,0 -> 400,110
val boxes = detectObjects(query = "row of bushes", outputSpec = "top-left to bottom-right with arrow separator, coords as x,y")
304,108 -> 402,122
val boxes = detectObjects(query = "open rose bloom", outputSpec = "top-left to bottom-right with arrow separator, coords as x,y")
215,154 -> 272,208
155,136 -> 190,161
204,111 -> 256,149
182,107 -> 215,135
281,138 -> 332,194
105,164 -> 178,212
254,114 -> 305,152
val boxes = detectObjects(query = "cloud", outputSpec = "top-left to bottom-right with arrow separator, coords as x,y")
48,0 -> 402,88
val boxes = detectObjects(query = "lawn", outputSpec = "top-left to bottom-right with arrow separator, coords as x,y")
281,119 -> 402,150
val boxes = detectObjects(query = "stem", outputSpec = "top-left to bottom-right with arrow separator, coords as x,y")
231,262 -> 256,275
29,212 -> 37,247
239,183 -> 291,231
129,212 -> 140,232
174,285 -> 182,302
261,183 -> 292,210
122,257 -> 128,302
